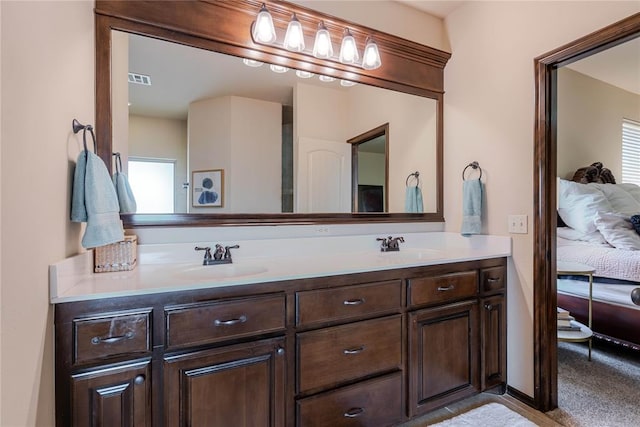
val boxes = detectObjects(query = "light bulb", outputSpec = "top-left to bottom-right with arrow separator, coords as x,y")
312,21 -> 333,59
339,28 -> 359,65
362,37 -> 381,70
252,4 -> 276,44
296,70 -> 314,78
319,75 -> 336,82
283,13 -> 305,52
270,64 -> 289,73
340,80 -> 357,87
243,58 -> 264,67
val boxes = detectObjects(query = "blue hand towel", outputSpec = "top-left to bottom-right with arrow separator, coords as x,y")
113,171 -> 137,213
461,179 -> 483,236
405,185 -> 424,213
71,151 -> 124,248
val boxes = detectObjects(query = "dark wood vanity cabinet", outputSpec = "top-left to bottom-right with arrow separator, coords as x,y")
55,258 -> 507,427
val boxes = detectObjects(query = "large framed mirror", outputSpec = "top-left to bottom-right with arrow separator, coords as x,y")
95,0 -> 450,227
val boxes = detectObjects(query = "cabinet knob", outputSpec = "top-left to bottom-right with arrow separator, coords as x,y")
276,347 -> 285,356
134,375 -> 145,385
485,303 -> 493,310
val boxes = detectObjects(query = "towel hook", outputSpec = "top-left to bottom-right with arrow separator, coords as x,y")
406,171 -> 420,187
72,119 -> 96,154
462,161 -> 482,180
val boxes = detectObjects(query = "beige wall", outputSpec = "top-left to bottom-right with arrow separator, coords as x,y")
1,1 -> 93,425
444,1 -> 640,395
188,96 -> 282,213
2,1 -> 639,425
129,115 -> 188,213
557,67 -> 640,179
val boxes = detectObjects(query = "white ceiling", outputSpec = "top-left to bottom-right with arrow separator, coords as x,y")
394,1 -> 467,18
566,37 -> 640,95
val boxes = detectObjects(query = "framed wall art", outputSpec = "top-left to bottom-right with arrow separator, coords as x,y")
192,169 -> 224,207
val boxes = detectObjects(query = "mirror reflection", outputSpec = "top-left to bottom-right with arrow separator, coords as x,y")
113,31 -> 438,214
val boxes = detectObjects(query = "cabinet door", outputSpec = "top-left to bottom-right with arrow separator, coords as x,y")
164,337 -> 286,427
408,300 -> 479,416
481,295 -> 506,391
71,359 -> 151,427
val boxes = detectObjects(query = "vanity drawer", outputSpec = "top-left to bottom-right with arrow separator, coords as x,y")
297,315 -> 401,394
73,309 -> 152,365
296,280 -> 402,327
409,271 -> 478,307
481,266 -> 506,294
165,294 -> 285,350
296,372 -> 403,427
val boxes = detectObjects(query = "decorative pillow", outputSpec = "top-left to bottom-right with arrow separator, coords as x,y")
590,183 -> 640,215
631,215 -> 640,235
557,179 -> 612,233
594,211 -> 640,250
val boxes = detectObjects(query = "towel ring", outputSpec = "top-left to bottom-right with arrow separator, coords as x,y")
406,171 -> 420,187
72,119 -> 96,154
462,161 -> 482,180
113,152 -> 123,173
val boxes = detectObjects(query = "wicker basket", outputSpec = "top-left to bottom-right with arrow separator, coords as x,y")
94,235 -> 138,273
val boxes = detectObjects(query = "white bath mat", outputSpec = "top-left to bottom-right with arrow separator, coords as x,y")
430,402 -> 538,426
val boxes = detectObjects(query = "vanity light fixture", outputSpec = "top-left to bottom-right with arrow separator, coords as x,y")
242,58 -> 264,67
339,28 -> 359,65
312,21 -> 333,59
252,3 -> 276,44
362,37 -> 382,70
283,13 -> 305,52
340,79 -> 357,87
270,64 -> 289,73
295,70 -> 314,78
319,75 -> 336,82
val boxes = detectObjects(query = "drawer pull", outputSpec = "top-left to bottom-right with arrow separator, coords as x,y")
487,277 -> 501,283
343,407 -> 365,418
343,298 -> 365,306
343,346 -> 365,355
91,331 -> 134,345
437,284 -> 455,292
214,315 -> 247,326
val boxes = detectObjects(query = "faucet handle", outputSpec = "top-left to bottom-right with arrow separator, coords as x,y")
224,244 -> 240,260
195,246 -> 212,260
213,244 -> 225,260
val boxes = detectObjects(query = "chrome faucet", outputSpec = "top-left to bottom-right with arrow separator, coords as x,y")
195,244 -> 240,265
376,236 -> 404,252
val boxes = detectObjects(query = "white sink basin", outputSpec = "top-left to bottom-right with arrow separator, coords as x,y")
174,264 -> 268,281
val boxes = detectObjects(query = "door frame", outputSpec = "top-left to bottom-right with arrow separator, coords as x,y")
533,13 -> 640,411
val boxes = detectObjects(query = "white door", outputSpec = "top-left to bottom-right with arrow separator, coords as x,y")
296,137 -> 351,213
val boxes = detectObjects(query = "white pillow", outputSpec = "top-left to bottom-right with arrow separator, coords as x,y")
594,211 -> 640,250
557,179 -> 612,233
556,227 -> 610,246
590,183 -> 640,215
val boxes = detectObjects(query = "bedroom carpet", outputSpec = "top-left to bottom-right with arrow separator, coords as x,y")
546,341 -> 640,426
428,402 -> 537,426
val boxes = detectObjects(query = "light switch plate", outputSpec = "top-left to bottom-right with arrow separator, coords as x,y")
508,215 -> 528,234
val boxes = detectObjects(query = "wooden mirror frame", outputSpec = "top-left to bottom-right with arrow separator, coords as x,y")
533,12 -> 640,411
95,0 -> 450,228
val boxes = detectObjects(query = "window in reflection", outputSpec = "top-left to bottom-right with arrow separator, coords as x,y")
129,159 -> 176,213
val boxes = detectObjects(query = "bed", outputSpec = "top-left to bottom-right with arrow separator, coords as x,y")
556,176 -> 640,350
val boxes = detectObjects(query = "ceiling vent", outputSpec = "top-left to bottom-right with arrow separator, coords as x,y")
128,72 -> 152,86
